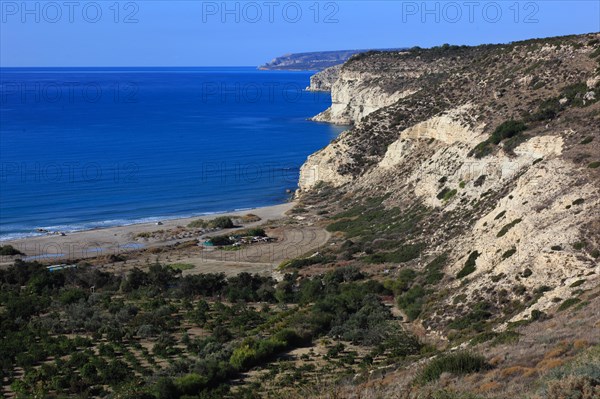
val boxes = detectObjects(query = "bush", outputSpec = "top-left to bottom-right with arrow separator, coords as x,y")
208,235 -> 233,246
470,120 -> 528,158
470,141 -> 494,158
397,285 -> 428,320
497,218 -> 522,237
424,254 -> 448,285
558,298 -> 581,311
280,253 -> 332,269
502,247 -> 517,260
457,251 -> 480,279
59,288 -> 88,305
449,302 -> 493,332
0,245 -> 24,256
174,373 -> 208,395
364,243 -> 425,264
588,161 -> 600,169
237,228 -> 266,237
443,189 -> 458,202
416,352 -> 488,384
187,219 -> 207,228
437,187 -> 450,200
210,216 -> 234,229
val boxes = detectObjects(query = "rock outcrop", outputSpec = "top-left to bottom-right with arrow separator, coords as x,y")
306,65 -> 341,92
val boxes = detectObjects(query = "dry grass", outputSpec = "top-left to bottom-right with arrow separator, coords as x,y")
499,366 -> 535,379
545,375 -> 600,399
536,358 -> 567,372
477,381 -> 501,392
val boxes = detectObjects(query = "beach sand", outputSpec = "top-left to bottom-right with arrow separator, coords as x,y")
1,202 -> 296,266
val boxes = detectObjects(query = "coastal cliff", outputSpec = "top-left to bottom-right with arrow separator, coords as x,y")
310,51 -> 423,124
259,49 -> 366,70
305,65 -> 341,92
299,32 -> 600,350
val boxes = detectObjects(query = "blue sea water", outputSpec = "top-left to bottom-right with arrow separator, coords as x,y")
0,67 -> 344,240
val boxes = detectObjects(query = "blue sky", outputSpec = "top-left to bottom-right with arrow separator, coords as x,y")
1,1 -> 599,67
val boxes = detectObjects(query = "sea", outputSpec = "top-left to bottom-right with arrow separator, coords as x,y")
0,67 -> 345,240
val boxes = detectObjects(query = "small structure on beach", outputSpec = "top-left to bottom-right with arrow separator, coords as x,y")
46,264 -> 77,272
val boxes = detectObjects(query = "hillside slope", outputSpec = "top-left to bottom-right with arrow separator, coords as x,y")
294,33 -> 600,397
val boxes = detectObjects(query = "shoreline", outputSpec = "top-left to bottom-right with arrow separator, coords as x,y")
1,201 -> 295,264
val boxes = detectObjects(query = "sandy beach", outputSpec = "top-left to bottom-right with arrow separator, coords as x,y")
0,202 -> 296,266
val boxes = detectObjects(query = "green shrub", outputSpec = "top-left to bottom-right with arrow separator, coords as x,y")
489,120 -> 528,144
416,352 -> 488,384
364,243 -> 425,264
530,106 -> 558,121
551,245 -> 562,251
448,302 -> 493,331
572,198 -> 585,205
558,298 -> 581,311
497,218 -> 522,237
470,120 -> 528,158
237,228 -> 266,237
530,309 -> 548,322
437,187 -> 450,200
175,373 -> 208,395
210,216 -> 235,229
443,189 -> 458,202
208,235 -> 233,246
494,210 -> 506,220
562,82 -> 589,107
470,141 -> 495,158
397,285 -> 428,321
493,330 -> 521,345
424,254 -> 448,285
502,247 -> 517,260
457,251 -> 480,279
569,279 -> 586,288
169,263 -> 194,271
0,245 -> 24,256
229,343 -> 257,370
580,136 -> 594,145
187,219 -> 207,228
59,288 -> 88,305
588,161 -> 600,169
472,330 -> 520,346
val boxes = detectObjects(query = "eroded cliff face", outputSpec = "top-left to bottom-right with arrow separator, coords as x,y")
312,71 -> 416,124
311,52 -> 423,124
299,33 -> 600,328
305,65 -> 341,92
